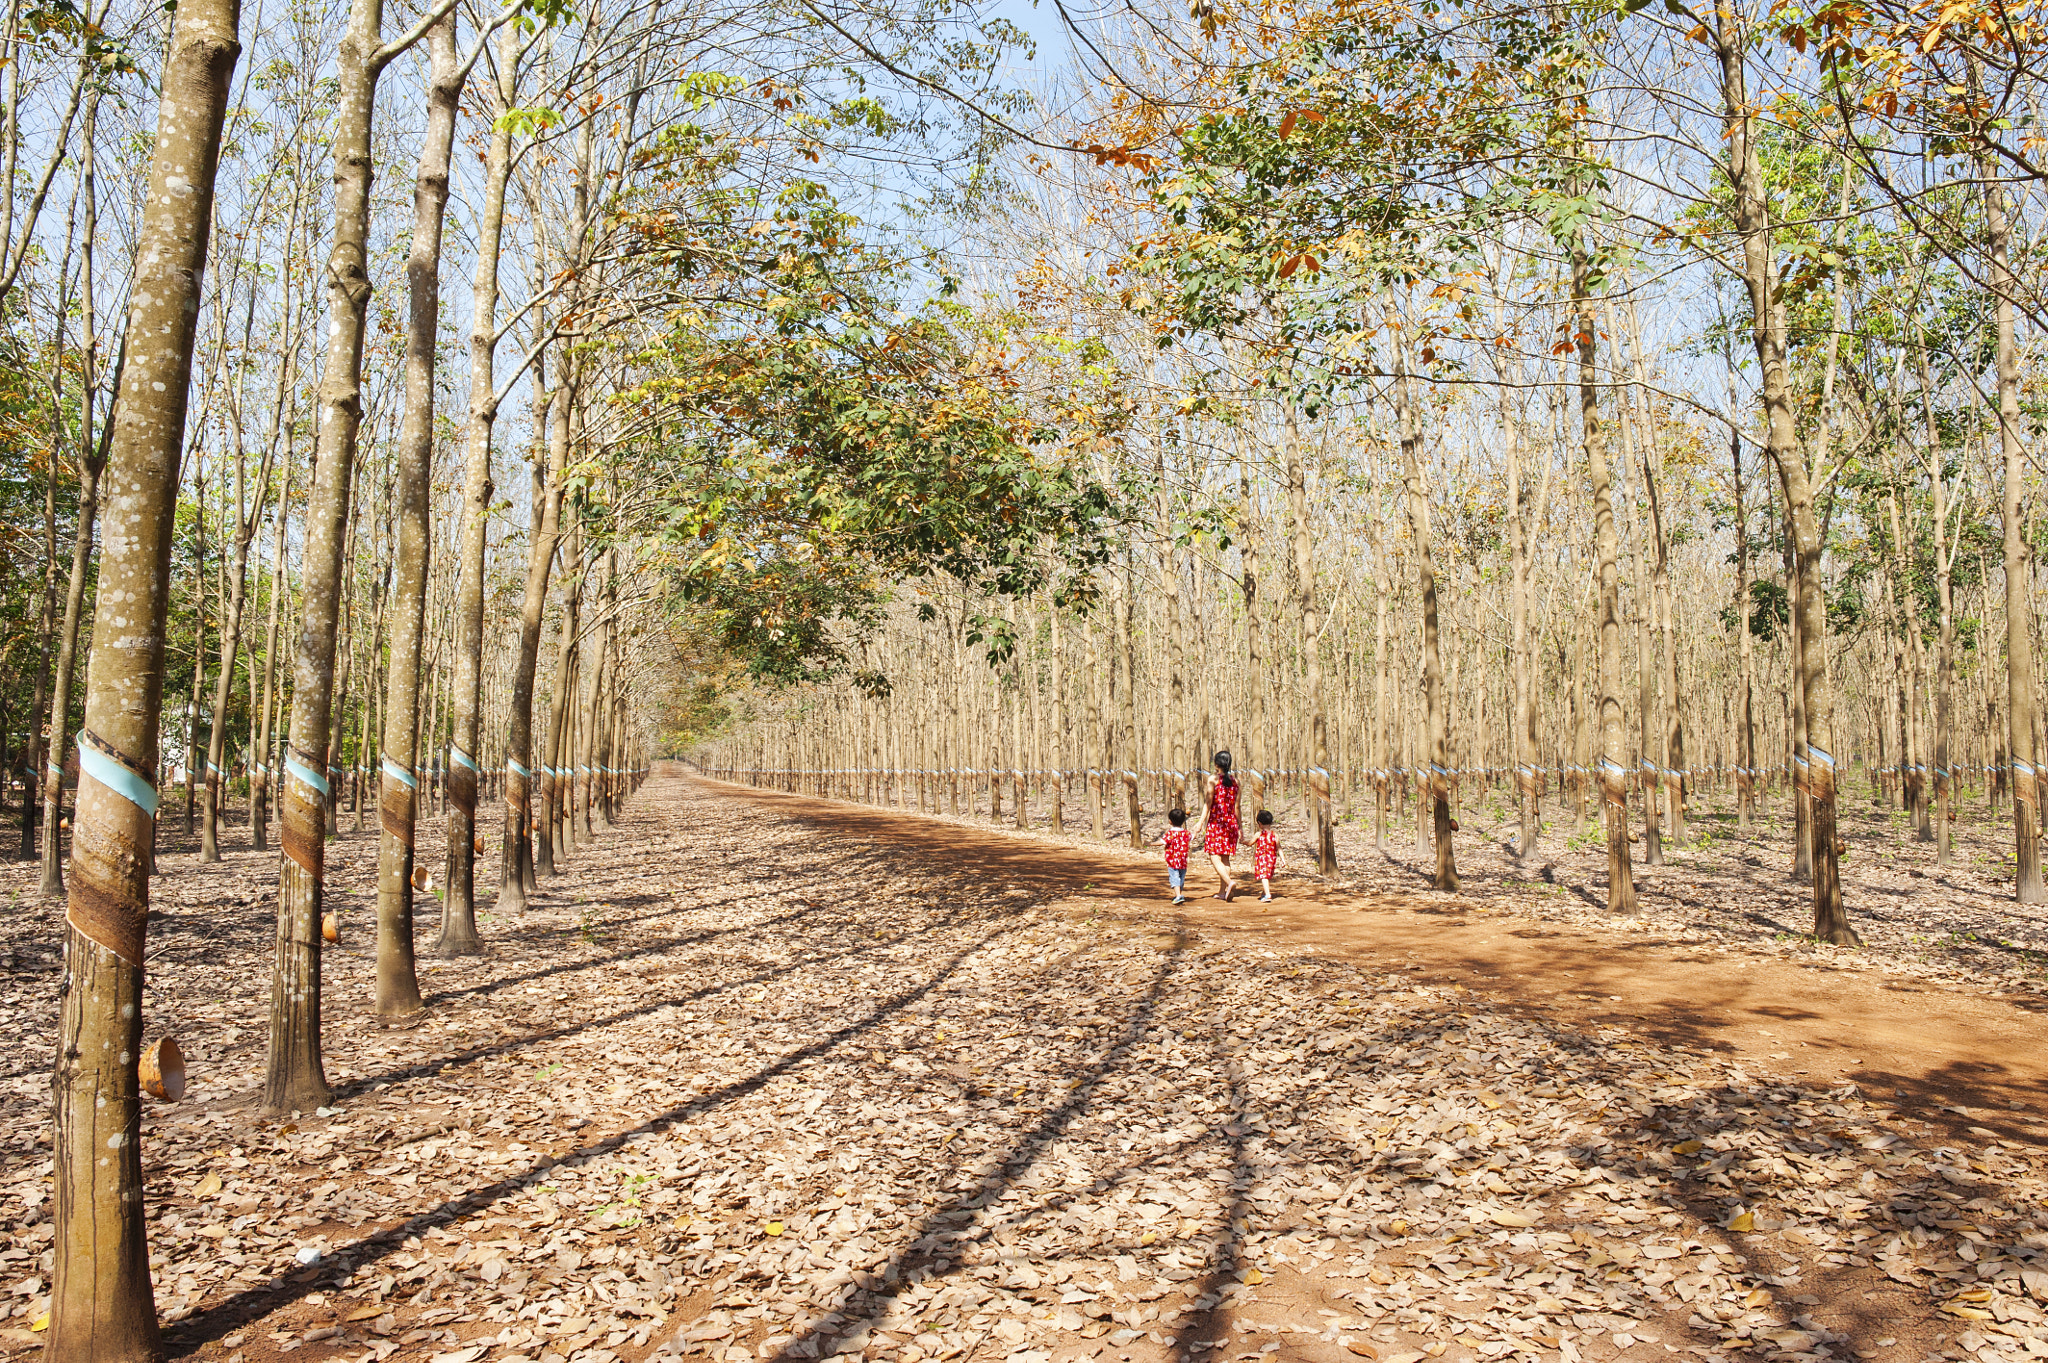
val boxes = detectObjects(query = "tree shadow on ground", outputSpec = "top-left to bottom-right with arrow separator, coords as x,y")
161,922 -> 1015,1354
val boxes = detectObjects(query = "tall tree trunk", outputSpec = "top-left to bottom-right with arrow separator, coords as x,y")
38,113 -> 110,891
252,448 -> 293,852
1622,297 -> 1685,846
1238,446 -> 1263,816
1917,353 -> 1956,865
373,11 -> 459,1019
1572,242 -> 1634,913
440,22 -> 520,955
1505,369 -> 1540,860
1729,372 -> 1757,832
1283,408 -> 1334,872
499,382 -> 570,909
500,116 -> 588,908
1979,120 -> 2044,902
540,519 -> 584,873
1373,539 -> 1391,854
201,370 -> 277,862
1717,13 -> 1851,940
48,1 -> 238,1354
1614,367 -> 1661,868
1119,555 -> 1142,847
183,455 -> 206,838
1389,298 -> 1456,890
1048,598 -> 1064,833
268,0 -> 429,1112
39,320 -> 113,894
1786,494 -> 1813,881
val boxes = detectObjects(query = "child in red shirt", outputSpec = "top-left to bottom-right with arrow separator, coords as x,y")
1252,809 -> 1281,902
1157,808 -> 1192,904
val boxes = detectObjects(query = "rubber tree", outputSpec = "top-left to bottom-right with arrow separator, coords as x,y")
251,446 -> 295,849
499,374 -> 572,910
499,116 -> 590,911
1571,240 -> 1635,914
38,96 -> 112,898
537,512 -> 584,877
199,296 -> 280,862
1388,295 -> 1457,891
46,0 -> 240,1355
265,0 -> 463,1114
439,20 -> 528,954
1491,263 -> 1548,862
1970,82 -> 2046,903
1282,406 -> 1335,873
1711,3 -> 1855,942
374,10 -> 468,1019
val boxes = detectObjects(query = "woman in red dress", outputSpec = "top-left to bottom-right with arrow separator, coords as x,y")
1199,751 -> 1242,901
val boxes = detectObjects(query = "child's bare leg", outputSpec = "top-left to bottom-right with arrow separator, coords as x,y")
1260,877 -> 1273,902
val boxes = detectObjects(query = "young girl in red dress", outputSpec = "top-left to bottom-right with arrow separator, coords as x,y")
1252,809 -> 1281,901
1156,808 -> 1192,904
1200,752 -> 1241,901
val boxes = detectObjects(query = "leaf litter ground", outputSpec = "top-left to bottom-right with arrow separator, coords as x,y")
1,773 -> 2045,1363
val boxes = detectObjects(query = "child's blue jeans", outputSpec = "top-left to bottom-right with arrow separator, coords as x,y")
1168,867 -> 1186,889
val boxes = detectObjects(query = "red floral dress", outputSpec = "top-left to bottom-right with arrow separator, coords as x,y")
1203,779 -> 1240,856
1162,827 -> 1191,870
1253,828 -> 1280,879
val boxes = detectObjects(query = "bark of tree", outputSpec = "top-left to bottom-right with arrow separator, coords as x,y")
539,518 -> 584,876
39,369 -> 111,896
1372,534 -> 1391,854
440,21 -> 521,955
500,116 -> 589,908
47,1 -> 239,1354
1389,298 -> 1456,891
200,315 -> 279,862
251,449 -> 293,852
1919,353 -> 1956,866
267,0 -> 449,1112
38,136 -> 112,894
183,456 -> 206,838
373,11 -> 460,1019
1716,16 -> 1852,941
1283,408 -> 1334,872
499,380 -> 570,910
1118,556 -> 1142,847
1975,111 -> 2044,903
1571,243 -> 1634,913
1623,296 -> 1684,847
1785,504 -> 1813,880
1238,446 -> 1263,817
1729,373 -> 1757,832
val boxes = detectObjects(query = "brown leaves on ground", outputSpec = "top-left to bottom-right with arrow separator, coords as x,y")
1,776 -> 2045,1363
894,779 -> 2048,999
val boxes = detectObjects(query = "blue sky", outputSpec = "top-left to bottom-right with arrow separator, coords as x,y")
986,0 -> 1075,83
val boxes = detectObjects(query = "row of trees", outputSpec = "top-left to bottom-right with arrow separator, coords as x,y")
12,1 -> 984,1360
34,0 -> 2048,1352
688,0 -> 2048,955
27,0 -> 1115,1346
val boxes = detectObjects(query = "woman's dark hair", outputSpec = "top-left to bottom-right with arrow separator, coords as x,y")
1213,751 -> 1235,788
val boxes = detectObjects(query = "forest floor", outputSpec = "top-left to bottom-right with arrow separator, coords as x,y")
0,770 -> 2039,1363
834,776 -> 2048,1005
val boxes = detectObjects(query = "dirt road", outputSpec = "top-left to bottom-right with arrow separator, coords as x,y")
706,778 -> 2048,1145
